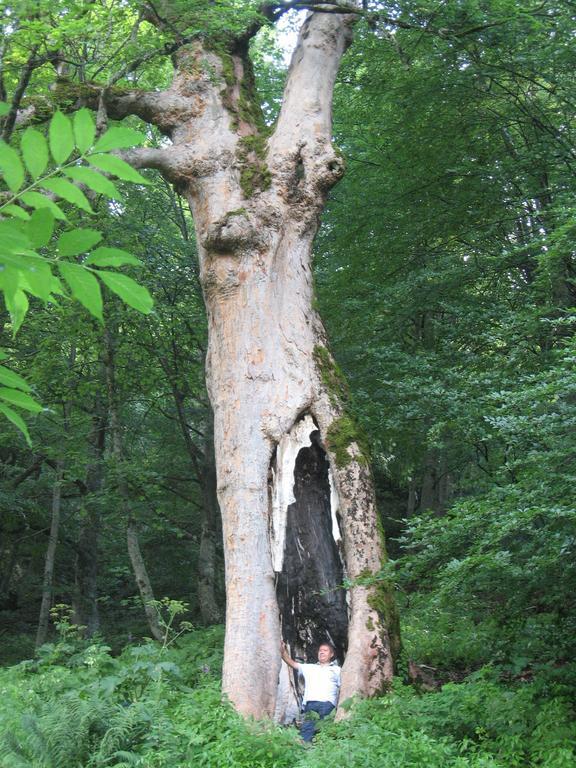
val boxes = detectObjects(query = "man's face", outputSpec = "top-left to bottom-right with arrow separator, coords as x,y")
317,644 -> 334,664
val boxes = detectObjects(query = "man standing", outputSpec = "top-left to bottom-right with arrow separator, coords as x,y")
280,641 -> 341,742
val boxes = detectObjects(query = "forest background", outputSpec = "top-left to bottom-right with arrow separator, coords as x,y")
0,1 -> 575,766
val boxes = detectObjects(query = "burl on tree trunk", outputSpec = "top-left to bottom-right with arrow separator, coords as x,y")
50,4 -> 400,718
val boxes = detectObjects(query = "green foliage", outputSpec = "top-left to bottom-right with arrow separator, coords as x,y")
0,106 -> 154,440
0,629 -> 573,768
326,414 -> 370,468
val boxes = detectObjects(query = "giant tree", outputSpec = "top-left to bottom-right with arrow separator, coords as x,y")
2,0 -> 400,718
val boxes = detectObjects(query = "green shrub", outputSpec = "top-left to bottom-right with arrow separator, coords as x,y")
0,628 -> 574,768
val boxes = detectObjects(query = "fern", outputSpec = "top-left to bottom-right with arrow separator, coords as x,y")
88,702 -> 154,767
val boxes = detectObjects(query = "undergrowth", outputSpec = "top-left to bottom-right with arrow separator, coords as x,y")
0,624 -> 574,768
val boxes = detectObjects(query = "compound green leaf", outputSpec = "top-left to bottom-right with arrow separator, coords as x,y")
0,141 -> 25,193
59,262 -> 103,320
19,260 -> 53,302
3,205 -> 30,220
49,111 -> 74,165
63,167 -> 121,199
4,288 -> 29,334
0,403 -> 31,445
88,153 -> 150,184
0,365 -> 31,391
28,208 -> 55,248
93,126 -> 146,152
0,386 -> 42,413
85,247 -> 141,267
98,271 -> 153,314
42,179 -> 92,212
57,228 -> 102,257
0,219 -> 30,251
21,128 -> 49,179
73,108 -> 96,154
20,191 -> 66,220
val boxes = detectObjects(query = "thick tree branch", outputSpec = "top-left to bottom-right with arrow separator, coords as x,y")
268,10 -> 352,194
1,47 -> 47,141
14,80 -> 198,136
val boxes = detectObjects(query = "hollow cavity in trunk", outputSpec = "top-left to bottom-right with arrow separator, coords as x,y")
273,415 -> 348,663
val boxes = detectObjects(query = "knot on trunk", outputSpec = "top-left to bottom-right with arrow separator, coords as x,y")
313,148 -> 346,191
203,208 -> 262,253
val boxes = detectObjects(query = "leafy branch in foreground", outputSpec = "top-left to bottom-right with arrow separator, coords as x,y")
0,103 -> 155,442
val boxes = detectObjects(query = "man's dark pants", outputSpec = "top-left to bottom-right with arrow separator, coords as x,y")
300,700 -> 335,742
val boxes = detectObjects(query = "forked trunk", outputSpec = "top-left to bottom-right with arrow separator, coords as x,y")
180,11 -> 399,717
81,4 -> 400,718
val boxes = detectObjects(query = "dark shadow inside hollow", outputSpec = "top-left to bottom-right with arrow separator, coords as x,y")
276,430 -> 348,664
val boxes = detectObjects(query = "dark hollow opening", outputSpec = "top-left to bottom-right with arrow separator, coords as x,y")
276,430 -> 349,664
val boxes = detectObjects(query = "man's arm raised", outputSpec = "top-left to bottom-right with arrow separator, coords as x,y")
280,642 -> 300,670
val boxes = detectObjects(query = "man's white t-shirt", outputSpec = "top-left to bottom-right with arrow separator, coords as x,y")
298,662 -> 341,706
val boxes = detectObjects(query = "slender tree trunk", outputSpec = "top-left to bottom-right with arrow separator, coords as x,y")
72,399 -> 107,636
104,324 -> 163,642
197,418 -> 222,624
168,383 -> 222,624
35,461 -> 63,649
0,539 -> 20,607
126,518 -> 163,641
73,512 -> 100,635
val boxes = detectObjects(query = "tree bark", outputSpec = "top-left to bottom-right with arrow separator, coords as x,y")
35,461 -> 63,649
196,418 -> 222,625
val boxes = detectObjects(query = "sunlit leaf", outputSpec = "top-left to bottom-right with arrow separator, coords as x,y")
63,167 -> 121,199
3,204 -> 30,220
49,111 -> 75,165
28,208 -> 55,248
0,219 -> 30,251
93,127 -> 146,152
98,271 -> 153,314
42,179 -> 92,212
4,288 -> 29,334
0,141 -> 25,193
0,403 -> 31,445
73,108 -> 96,154
85,247 -> 141,267
88,153 -> 151,185
19,259 -> 53,302
57,229 -> 102,257
0,365 -> 31,391
0,386 -> 42,412
20,191 -> 67,220
59,262 -> 103,320
21,128 -> 49,179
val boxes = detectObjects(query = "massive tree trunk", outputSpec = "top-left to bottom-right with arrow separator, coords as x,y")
175,11 -> 398,718
49,3 -> 400,718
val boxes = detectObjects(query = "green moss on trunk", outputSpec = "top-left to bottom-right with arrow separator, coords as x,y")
326,415 -> 370,468
314,344 -> 351,407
